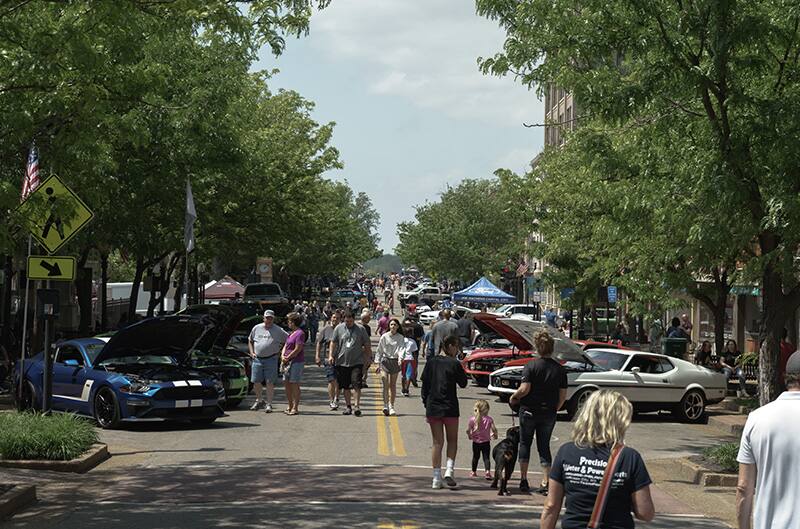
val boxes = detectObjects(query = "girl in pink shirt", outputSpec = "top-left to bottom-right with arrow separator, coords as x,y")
467,399 -> 498,478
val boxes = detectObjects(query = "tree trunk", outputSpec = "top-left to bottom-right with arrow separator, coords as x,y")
100,252 -> 108,331
127,257 -> 145,323
173,254 -> 186,312
758,263 -> 786,406
147,266 -> 158,318
75,249 -> 92,335
1,255 -> 13,353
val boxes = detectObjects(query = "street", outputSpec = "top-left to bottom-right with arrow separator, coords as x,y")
2,326 -> 733,529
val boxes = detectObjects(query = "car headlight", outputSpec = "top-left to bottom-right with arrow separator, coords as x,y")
120,383 -> 151,394
469,362 -> 475,370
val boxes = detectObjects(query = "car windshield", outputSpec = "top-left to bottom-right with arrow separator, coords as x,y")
84,343 -> 105,364
513,306 -> 538,315
585,350 -> 628,371
244,284 -> 281,296
494,305 -> 511,313
98,355 -> 176,366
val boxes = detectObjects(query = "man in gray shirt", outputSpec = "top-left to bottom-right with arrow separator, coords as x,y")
328,310 -> 371,416
431,309 -> 459,355
248,310 -> 288,412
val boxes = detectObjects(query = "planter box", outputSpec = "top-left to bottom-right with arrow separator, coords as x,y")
0,443 -> 109,473
675,457 -> 737,488
0,485 -> 37,519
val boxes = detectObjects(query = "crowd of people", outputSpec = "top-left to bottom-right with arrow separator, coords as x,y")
243,278 -> 800,529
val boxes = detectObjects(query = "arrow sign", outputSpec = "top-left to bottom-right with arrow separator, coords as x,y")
27,256 -> 76,281
39,260 -> 62,277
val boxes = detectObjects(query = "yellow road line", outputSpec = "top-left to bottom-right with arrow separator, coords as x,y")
373,370 -> 391,456
388,415 -> 407,457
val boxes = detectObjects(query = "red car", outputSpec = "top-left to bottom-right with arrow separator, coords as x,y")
461,314 -> 538,386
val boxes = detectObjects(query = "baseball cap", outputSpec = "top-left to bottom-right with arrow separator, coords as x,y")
263,310 -> 275,318
787,351 -> 800,374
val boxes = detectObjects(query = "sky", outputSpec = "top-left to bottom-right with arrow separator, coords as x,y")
256,0 -> 544,253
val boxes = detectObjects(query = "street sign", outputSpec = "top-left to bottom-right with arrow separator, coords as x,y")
22,174 -> 94,254
607,285 -> 618,304
532,292 -> 542,302
27,256 -> 76,281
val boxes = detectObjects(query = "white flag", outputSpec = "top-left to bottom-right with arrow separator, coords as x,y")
185,179 -> 197,253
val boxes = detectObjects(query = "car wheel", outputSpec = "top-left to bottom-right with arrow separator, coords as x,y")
226,399 -> 243,408
566,388 -> 595,421
675,389 -> 706,423
93,387 -> 121,429
15,379 -> 37,411
192,418 -> 217,426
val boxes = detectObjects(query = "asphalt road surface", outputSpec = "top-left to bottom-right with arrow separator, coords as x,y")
3,311 -> 733,529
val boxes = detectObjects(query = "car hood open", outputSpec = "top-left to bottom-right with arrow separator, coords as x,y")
473,313 -> 589,364
177,305 -> 244,353
93,315 -> 215,366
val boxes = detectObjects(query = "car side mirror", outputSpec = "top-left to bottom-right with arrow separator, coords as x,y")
64,359 -> 80,367
631,366 -> 641,374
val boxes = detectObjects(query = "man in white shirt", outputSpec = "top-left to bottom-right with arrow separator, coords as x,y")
248,310 -> 288,413
736,351 -> 800,529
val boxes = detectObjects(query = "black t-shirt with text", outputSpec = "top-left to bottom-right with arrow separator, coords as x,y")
519,357 -> 567,414
550,442 -> 652,529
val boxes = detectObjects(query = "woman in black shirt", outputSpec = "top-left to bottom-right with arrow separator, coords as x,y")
541,390 -> 655,529
421,335 -> 468,489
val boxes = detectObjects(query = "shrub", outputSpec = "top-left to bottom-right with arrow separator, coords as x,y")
703,442 -> 740,473
0,412 -> 99,461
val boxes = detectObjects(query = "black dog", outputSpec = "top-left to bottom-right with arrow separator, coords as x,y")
490,426 -> 520,496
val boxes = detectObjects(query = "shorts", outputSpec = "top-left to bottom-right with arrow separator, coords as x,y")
401,359 -> 416,380
322,360 -> 337,383
426,416 -> 459,426
251,356 -> 279,385
283,361 -> 304,383
336,365 -> 364,390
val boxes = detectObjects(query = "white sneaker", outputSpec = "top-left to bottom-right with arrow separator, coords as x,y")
388,406 -> 397,416
431,478 -> 443,489
250,400 -> 264,411
444,468 -> 456,487
264,403 -> 273,413
329,401 -> 337,410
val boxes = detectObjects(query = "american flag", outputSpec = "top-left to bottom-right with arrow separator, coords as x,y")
21,143 -> 40,201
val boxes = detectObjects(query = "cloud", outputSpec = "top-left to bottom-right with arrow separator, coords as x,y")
307,0 -> 542,127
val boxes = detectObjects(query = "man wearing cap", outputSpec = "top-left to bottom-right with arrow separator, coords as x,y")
248,310 -> 289,412
736,350 -> 800,529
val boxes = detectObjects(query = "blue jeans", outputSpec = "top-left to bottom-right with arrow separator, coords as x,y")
251,356 -> 279,384
518,411 -> 557,467
722,367 -> 747,392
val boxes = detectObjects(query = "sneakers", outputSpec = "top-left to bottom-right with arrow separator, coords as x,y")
264,403 -> 273,413
444,468 -> 456,487
519,479 -> 530,493
342,406 -> 352,415
484,470 -> 492,480
382,407 -> 389,416
329,401 -> 338,410
431,478 -> 443,489
250,400 -> 264,411
402,389 -> 410,397
388,406 -> 397,416
354,407 -> 362,417
469,471 -> 477,478
537,483 -> 549,496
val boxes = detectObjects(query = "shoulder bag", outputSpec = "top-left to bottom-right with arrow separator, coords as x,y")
587,443 -> 624,529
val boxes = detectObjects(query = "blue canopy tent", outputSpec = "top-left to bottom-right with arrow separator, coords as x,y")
452,277 -> 516,304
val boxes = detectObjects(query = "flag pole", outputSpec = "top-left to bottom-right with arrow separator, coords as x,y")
18,234 -> 31,404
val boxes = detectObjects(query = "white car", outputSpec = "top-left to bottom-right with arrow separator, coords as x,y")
486,318 -> 727,423
417,305 -> 476,326
491,304 -> 541,319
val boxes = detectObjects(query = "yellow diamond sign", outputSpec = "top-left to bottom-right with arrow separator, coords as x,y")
21,174 -> 94,254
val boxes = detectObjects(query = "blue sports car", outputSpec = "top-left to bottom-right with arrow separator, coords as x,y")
15,315 -> 226,428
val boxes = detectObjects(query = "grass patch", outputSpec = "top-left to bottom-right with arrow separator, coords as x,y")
702,442 -> 740,473
0,412 -> 98,461
735,396 -> 759,410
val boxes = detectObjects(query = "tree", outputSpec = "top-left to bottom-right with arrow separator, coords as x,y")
396,178 -> 522,281
477,0 -> 800,403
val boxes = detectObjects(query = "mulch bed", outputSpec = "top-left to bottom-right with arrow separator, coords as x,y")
687,454 -> 735,474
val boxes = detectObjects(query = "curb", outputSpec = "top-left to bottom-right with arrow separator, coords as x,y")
674,458 -> 738,488
708,416 -> 745,436
0,485 -> 37,519
0,443 -> 109,473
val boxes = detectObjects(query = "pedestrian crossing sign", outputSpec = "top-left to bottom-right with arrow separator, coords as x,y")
20,174 -> 94,254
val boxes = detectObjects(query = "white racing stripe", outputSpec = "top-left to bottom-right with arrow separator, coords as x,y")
175,400 -> 189,408
190,399 -> 203,407
173,381 -> 188,387
188,380 -> 202,386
